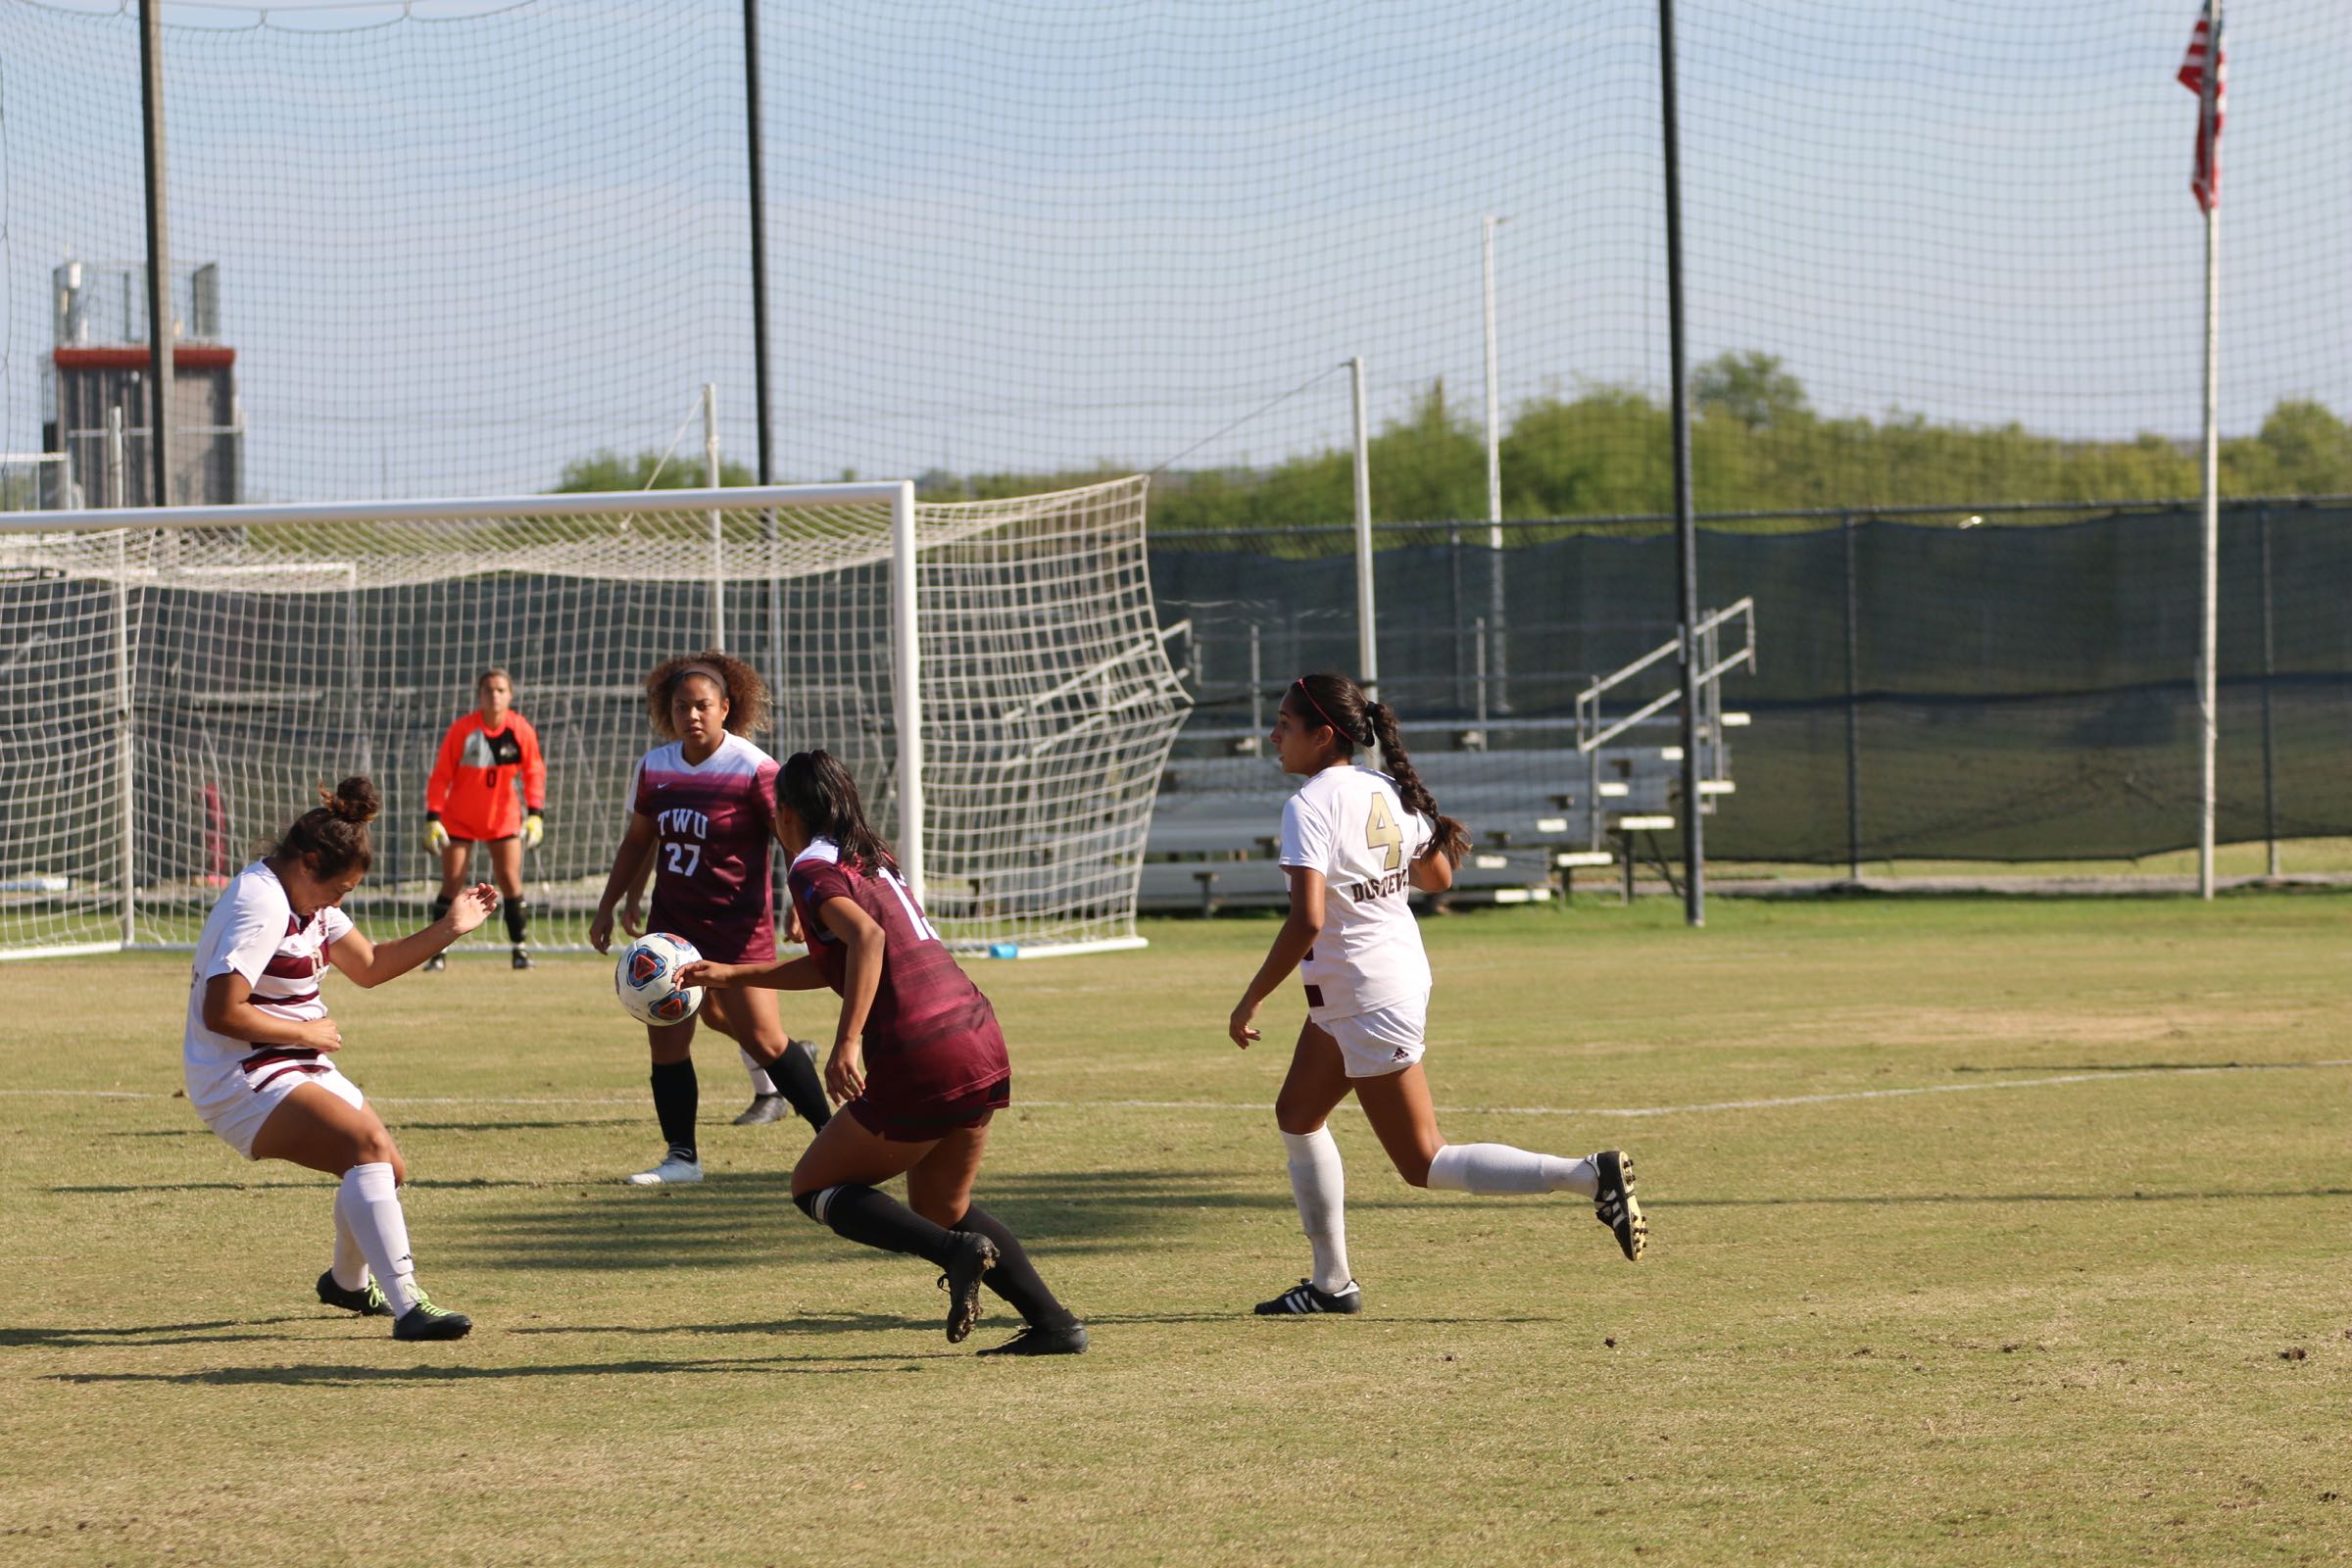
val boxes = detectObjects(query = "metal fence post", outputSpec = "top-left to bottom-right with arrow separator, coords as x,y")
2259,502 -> 2278,876
1842,512 -> 1862,879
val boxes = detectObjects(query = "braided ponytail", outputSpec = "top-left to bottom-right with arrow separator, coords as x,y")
1364,701 -> 1470,867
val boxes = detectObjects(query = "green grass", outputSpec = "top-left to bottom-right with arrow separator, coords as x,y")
5,900 -> 2351,1566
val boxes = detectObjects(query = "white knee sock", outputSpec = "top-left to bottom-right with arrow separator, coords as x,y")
742,1048 -> 776,1097
330,1206 -> 370,1292
1282,1128 -> 1353,1294
1426,1143 -> 1597,1198
335,1162 -> 420,1317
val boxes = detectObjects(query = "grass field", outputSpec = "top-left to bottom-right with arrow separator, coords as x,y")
5,898 -> 2351,1566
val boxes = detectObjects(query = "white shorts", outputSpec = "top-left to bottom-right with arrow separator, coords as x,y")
185,1053 -> 366,1160
1315,993 -> 1429,1079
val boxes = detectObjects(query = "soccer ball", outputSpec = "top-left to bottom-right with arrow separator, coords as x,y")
614,931 -> 705,1025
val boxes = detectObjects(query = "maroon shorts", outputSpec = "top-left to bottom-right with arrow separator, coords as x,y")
646,907 -> 776,966
845,1073 -> 1011,1143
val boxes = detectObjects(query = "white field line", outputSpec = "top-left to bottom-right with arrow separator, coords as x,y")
6,1058 -> 2351,1119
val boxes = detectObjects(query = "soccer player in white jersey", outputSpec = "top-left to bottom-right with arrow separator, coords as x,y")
182,776 -> 493,1341
1227,673 -> 1647,1316
589,651 -> 830,1185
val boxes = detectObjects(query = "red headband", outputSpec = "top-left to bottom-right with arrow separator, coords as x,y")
1292,678 -> 1352,741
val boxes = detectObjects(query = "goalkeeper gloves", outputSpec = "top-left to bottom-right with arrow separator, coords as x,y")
522,812 -> 545,851
422,815 -> 451,854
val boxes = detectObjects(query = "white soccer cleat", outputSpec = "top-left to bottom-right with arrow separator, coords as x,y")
624,1155 -> 704,1187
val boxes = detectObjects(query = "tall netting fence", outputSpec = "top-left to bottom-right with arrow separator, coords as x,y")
0,478 -> 1186,957
5,0 -> 2352,885
7,2 -> 2347,513
1154,501 -> 2352,866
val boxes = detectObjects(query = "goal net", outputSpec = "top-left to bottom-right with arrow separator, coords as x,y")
0,476 -> 1187,959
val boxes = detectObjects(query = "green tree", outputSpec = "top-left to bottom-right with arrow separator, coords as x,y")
1692,351 -> 1810,431
554,449 -> 755,491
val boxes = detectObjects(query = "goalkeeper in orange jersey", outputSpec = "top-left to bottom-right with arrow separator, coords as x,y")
422,666 -> 546,970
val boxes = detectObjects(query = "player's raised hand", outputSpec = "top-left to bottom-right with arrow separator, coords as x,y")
1228,997 -> 1261,1049
446,882 -> 500,935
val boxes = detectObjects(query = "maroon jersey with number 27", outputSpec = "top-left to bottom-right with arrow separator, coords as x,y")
787,837 -> 1010,1107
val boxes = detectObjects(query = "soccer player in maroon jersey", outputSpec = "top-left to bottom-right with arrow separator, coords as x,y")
679,749 -> 1089,1355
589,652 -> 829,1186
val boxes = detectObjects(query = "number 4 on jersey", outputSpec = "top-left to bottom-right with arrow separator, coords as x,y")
1365,794 -> 1403,872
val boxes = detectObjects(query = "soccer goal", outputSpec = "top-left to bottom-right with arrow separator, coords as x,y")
0,477 -> 1189,960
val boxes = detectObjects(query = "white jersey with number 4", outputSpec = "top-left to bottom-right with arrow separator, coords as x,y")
1279,763 -> 1435,1021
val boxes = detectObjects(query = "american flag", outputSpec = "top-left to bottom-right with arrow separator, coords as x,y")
2177,5 -> 2225,213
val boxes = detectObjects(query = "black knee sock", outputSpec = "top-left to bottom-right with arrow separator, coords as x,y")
430,895 -> 453,923
650,1059 -> 698,1162
765,1040 -> 831,1131
954,1203 -> 1079,1329
503,896 -> 529,947
795,1183 -> 956,1267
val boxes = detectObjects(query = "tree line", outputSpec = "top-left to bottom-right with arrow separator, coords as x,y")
559,353 -> 2352,533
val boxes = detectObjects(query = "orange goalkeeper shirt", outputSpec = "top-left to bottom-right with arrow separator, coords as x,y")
425,711 -> 546,842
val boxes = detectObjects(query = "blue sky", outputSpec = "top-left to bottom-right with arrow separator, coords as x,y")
3,0 -> 2346,504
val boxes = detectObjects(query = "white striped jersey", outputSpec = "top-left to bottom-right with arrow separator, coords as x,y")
1278,764 -> 1435,1020
182,860 -> 352,1077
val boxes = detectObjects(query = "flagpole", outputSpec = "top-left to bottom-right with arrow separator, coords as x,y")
2197,0 -> 2222,902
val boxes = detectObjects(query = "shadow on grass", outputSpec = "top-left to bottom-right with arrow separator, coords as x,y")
46,1352 -> 919,1388
439,1164 -> 1413,1273
0,1316 -> 313,1348
507,1310 -> 920,1339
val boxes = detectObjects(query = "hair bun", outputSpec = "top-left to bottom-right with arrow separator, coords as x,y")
321,775 -> 382,825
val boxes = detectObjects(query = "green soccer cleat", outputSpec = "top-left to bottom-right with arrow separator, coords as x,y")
315,1269 -> 393,1317
391,1289 -> 473,1342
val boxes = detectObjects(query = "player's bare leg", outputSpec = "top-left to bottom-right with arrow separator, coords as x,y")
1354,1062 -> 1644,1263
703,987 -> 828,1133
789,1115 -> 999,1345
1257,1022 -> 1362,1316
250,1084 -> 470,1339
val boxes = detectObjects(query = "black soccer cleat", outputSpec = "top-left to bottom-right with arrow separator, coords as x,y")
422,952 -> 446,973
937,1232 -> 999,1344
1592,1149 -> 1646,1262
510,946 -> 533,971
731,1093 -> 788,1126
1254,1279 -> 1363,1316
315,1269 -> 393,1317
976,1322 -> 1090,1357
391,1292 -> 473,1342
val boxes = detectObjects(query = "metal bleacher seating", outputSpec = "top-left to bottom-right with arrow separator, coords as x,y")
1139,601 -> 1756,914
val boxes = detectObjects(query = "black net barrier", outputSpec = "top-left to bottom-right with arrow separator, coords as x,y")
1149,503 -> 2352,863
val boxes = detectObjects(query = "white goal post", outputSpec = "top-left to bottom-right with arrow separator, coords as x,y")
0,477 -> 1189,959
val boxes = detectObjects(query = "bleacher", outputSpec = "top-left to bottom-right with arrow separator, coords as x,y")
1141,713 -> 1744,913
1140,600 -> 1756,914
